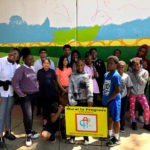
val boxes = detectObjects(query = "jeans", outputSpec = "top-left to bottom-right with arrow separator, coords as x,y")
120,96 -> 128,129
0,96 -> 14,135
20,93 -> 37,134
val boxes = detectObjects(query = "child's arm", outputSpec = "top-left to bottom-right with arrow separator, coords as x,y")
86,75 -> 93,106
135,71 -> 149,86
126,75 -> 132,97
56,75 -> 67,93
108,85 -> 120,103
127,87 -> 131,97
51,105 -> 63,123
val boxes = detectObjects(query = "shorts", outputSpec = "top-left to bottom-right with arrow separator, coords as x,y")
42,124 -> 58,136
108,99 -> 121,122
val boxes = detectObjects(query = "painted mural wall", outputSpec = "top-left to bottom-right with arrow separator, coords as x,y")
0,0 -> 150,47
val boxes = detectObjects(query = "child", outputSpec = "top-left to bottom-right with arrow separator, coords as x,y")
89,48 -> 106,98
102,56 -> 121,146
84,54 -> 100,106
0,48 -> 20,148
12,48 -> 39,147
37,58 -> 57,126
135,44 -> 150,122
113,49 -> 121,59
127,57 -> 150,130
68,59 -> 93,145
41,103 -> 66,142
56,55 -> 72,107
70,50 -> 81,73
117,61 -> 132,132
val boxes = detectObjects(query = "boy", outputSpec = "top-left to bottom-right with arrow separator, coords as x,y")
68,59 -> 93,145
117,61 -> 132,132
102,56 -> 121,146
41,103 -> 66,142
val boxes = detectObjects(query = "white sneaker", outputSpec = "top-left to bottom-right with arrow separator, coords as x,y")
31,131 -> 39,139
84,140 -> 89,145
26,135 -> 32,147
139,116 -> 144,123
69,137 -> 75,144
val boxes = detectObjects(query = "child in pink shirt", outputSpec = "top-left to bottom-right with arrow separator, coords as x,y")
56,56 -> 72,106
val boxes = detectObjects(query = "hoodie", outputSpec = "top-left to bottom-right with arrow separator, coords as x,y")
127,68 -> 149,95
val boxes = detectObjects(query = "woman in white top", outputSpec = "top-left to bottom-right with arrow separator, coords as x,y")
0,48 -> 20,148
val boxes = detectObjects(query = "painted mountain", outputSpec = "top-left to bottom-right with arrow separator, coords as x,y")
95,17 -> 150,40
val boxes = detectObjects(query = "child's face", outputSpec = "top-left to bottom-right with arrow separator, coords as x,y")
132,61 -> 141,72
43,60 -> 50,70
72,52 -> 79,62
63,58 -> 68,67
137,48 -> 146,57
117,63 -> 126,74
76,60 -> 84,73
25,55 -> 34,66
64,48 -> 71,57
114,50 -> 121,58
85,55 -> 93,66
107,59 -> 117,72
91,50 -> 97,59
40,51 -> 47,60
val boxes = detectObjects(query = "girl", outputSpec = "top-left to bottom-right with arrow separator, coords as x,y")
56,56 -> 72,107
37,58 -> 57,126
12,48 -> 39,147
84,54 -> 100,106
70,50 -> 81,73
127,57 -> 150,130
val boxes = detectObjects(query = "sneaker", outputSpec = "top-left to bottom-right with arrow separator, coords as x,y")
83,137 -> 89,145
139,116 -> 144,123
106,136 -> 120,147
4,131 -> 16,140
26,135 -> 32,147
143,124 -> 150,131
69,137 -> 75,144
0,137 -> 6,148
31,131 -> 39,139
120,127 -> 125,133
131,122 -> 137,130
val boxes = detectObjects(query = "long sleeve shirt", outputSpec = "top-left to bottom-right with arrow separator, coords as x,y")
12,64 -> 38,97
127,68 -> 149,95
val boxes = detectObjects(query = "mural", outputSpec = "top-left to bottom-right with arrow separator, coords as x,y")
0,0 -> 150,47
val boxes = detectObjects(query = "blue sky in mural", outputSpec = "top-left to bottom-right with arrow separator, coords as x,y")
0,15 -> 150,43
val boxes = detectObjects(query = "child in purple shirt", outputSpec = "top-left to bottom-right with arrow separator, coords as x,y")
12,48 -> 39,147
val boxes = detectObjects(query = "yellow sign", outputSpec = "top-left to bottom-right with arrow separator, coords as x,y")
65,106 -> 108,138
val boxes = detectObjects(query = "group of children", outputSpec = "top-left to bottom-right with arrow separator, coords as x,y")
0,44 -> 150,148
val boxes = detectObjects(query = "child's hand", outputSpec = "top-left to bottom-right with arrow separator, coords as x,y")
58,105 -> 63,113
88,101 -> 93,107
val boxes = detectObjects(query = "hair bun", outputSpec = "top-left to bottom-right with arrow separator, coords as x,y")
21,47 -> 31,59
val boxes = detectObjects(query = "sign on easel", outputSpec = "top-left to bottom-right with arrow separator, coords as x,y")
65,106 -> 108,138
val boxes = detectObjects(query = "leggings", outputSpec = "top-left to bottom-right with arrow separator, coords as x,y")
130,94 -> 149,122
